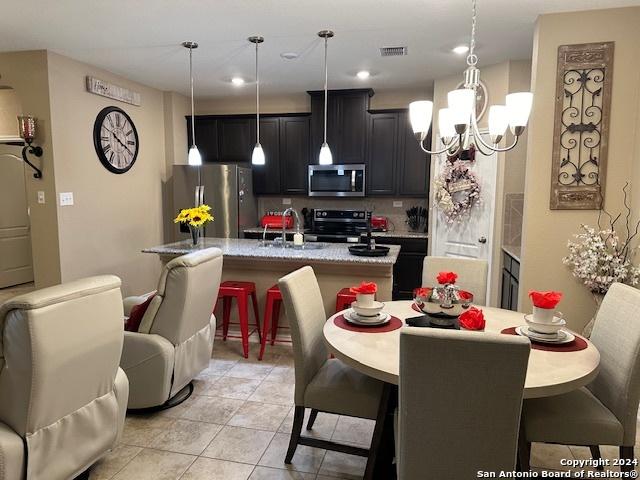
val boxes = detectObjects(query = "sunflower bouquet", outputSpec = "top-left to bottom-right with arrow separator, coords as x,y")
174,204 -> 214,244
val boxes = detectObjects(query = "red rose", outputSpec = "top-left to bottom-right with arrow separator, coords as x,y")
436,271 -> 458,285
350,281 -> 378,295
413,287 -> 433,299
528,290 -> 563,309
458,290 -> 473,301
459,306 -> 485,331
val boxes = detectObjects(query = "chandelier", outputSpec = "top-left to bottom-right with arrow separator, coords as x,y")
409,0 -> 533,156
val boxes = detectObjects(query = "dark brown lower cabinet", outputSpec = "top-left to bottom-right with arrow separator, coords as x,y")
500,251 -> 520,311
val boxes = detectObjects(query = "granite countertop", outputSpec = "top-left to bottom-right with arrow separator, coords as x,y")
502,245 -> 521,262
143,237 -> 400,265
242,227 -> 428,240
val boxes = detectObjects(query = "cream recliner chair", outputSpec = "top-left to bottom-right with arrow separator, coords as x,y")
0,275 -> 128,480
121,248 -> 223,409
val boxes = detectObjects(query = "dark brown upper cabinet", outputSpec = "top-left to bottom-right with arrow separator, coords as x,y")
397,111 -> 430,196
218,118 -> 254,163
251,118 -> 280,194
366,112 -> 398,195
187,116 -> 219,162
279,116 -> 311,195
309,89 -> 373,165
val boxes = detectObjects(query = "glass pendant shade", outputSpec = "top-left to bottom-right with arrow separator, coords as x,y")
447,89 -> 475,126
252,143 -> 265,165
438,108 -> 456,139
409,101 -> 433,135
488,105 -> 509,137
188,146 -> 202,166
505,92 -> 533,128
319,143 -> 333,165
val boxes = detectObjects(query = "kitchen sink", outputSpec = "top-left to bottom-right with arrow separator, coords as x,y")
258,241 -> 326,250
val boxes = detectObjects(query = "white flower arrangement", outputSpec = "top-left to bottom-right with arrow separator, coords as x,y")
563,184 -> 640,294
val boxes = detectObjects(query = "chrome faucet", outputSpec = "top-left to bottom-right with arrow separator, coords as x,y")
261,224 -> 269,247
281,208 -> 302,248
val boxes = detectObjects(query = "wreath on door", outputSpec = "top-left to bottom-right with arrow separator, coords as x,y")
434,160 -> 481,223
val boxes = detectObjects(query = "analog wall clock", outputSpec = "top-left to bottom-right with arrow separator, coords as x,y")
93,106 -> 139,174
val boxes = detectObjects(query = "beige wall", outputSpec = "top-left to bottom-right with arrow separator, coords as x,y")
196,87 -> 433,115
520,7 -> 640,331
431,60 -> 531,306
0,51 -> 62,288
46,51 -> 170,296
0,88 -> 21,138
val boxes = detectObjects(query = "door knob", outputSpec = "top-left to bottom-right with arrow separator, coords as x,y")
478,236 -> 487,244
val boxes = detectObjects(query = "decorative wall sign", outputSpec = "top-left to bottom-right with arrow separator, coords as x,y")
86,76 -> 141,106
550,42 -> 614,210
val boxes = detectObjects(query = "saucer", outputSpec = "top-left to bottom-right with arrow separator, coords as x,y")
516,325 -> 575,344
524,314 -> 566,335
345,310 -> 391,326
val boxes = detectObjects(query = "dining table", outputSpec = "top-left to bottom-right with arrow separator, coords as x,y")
322,300 -> 601,479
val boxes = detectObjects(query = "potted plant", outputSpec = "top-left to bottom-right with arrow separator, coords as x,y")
563,184 -> 640,336
174,204 -> 214,245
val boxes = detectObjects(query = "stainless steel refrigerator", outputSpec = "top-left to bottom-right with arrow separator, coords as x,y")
173,164 -> 258,239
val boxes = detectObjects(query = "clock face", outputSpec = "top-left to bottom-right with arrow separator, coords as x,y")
93,106 -> 139,174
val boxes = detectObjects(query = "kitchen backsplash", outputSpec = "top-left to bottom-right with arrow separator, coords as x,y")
503,193 -> 524,247
258,196 -> 429,233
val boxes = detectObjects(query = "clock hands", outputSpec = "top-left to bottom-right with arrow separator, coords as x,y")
102,126 -> 134,155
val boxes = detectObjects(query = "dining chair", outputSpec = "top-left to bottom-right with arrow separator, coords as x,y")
422,256 -> 489,305
0,275 -> 128,480
120,248 -> 223,409
397,327 -> 530,479
278,266 -> 385,467
520,282 -> 640,472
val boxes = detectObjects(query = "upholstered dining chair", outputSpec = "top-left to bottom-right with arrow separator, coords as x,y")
120,248 -> 223,409
278,266 -> 385,469
520,282 -> 640,472
422,256 -> 489,305
397,327 -> 530,479
0,275 -> 129,480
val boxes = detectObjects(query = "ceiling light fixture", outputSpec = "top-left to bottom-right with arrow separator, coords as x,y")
452,45 -> 469,55
182,41 -> 202,168
280,52 -> 299,60
231,77 -> 245,86
409,0 -> 533,156
249,36 -> 265,166
356,70 -> 370,80
318,30 -> 334,165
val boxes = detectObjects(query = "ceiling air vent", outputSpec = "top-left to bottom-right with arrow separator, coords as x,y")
379,46 -> 408,57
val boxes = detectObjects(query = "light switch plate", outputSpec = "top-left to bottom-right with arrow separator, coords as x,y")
282,198 -> 292,205
59,192 -> 74,206
393,200 -> 404,208
37,191 -> 45,204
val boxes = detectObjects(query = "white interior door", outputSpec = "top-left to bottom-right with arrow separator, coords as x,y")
431,135 -> 498,290
0,156 -> 33,288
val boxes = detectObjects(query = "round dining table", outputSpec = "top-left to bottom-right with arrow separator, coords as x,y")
323,300 -> 601,399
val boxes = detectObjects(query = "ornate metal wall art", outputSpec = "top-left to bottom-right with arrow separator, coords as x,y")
550,42 -> 614,210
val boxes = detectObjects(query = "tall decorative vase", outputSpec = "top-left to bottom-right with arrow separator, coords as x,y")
189,226 -> 201,246
582,291 -> 605,338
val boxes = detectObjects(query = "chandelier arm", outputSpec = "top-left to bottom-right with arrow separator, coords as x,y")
417,136 -> 460,156
470,113 -> 520,153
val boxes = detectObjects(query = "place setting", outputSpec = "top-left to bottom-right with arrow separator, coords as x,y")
334,281 -> 403,332
502,290 -> 588,352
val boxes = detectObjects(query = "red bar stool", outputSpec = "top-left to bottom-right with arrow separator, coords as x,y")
335,287 -> 357,312
216,281 -> 261,358
258,285 -> 288,361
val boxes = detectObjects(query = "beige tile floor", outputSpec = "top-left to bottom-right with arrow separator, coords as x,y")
88,337 -> 640,480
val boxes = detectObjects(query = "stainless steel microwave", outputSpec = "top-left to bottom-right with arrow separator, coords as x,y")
308,164 -> 366,197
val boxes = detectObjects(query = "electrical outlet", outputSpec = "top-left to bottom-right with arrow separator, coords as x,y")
59,192 -> 74,206
393,200 -> 404,208
282,198 -> 292,205
37,191 -> 45,204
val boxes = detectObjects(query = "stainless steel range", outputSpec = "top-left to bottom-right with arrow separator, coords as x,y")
305,209 -> 369,243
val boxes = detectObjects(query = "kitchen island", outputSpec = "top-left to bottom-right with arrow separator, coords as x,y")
143,238 -> 400,324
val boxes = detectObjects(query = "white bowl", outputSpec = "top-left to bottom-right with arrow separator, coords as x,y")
524,314 -> 566,335
352,301 -> 385,318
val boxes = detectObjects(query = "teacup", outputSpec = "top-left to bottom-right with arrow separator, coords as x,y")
356,293 -> 375,308
533,306 -> 562,324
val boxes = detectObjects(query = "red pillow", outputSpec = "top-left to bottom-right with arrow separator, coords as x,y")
124,294 -> 155,332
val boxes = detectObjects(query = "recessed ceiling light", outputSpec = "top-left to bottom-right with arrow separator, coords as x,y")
452,45 -> 469,55
231,77 -> 245,86
280,52 -> 299,60
356,71 -> 370,80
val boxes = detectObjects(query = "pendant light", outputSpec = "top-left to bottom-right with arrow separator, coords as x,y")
318,30 -> 334,165
183,41 -> 202,166
249,36 -> 266,165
